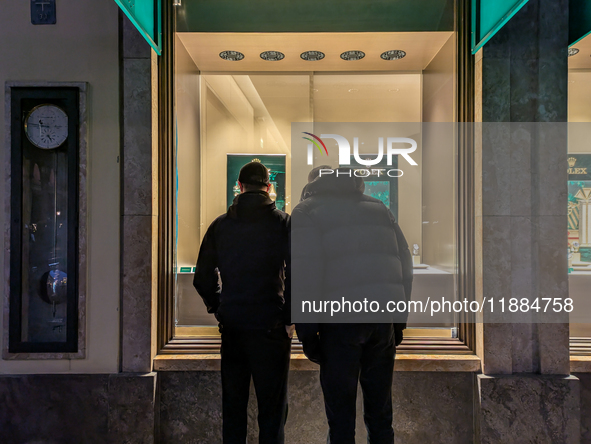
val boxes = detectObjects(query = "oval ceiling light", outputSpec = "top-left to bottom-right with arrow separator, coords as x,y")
260,51 -> 285,61
219,50 -> 245,61
568,47 -> 579,57
380,50 -> 406,60
340,50 -> 365,61
300,51 -> 325,61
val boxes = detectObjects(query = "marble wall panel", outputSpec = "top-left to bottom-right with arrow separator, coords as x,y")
107,373 -> 157,443
481,58 -> 511,122
573,373 -> 591,443
158,371 -> 474,444
509,125 -> 532,217
481,125 -> 511,216
535,124 -> 568,216
481,323 -> 513,375
0,373 -> 157,443
159,371 -> 223,443
481,216 -> 511,322
0,374 -> 109,444
121,215 -> 155,373
120,15 -> 156,374
122,57 -> 153,217
121,12 -> 151,60
478,0 -> 569,377
477,374 -> 579,444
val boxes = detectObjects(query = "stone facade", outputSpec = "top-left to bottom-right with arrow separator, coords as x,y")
1,2 -> 590,444
0,373 -> 157,444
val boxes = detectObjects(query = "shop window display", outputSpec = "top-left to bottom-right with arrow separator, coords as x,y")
173,31 -> 459,343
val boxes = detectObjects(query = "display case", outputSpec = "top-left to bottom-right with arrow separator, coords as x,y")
5,84 -> 86,357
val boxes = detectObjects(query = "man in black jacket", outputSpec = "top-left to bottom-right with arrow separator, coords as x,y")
194,161 -> 292,444
292,168 -> 413,444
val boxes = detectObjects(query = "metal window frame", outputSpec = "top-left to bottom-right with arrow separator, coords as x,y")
156,0 -> 476,356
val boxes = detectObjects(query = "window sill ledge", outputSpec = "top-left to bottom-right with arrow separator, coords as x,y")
570,356 -> 591,373
153,353 -> 481,372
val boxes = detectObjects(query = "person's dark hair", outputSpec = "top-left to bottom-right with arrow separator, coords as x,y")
239,161 -> 270,186
241,182 -> 268,192
307,165 -> 332,183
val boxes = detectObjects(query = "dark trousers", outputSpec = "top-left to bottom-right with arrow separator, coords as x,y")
319,324 -> 395,444
221,327 -> 292,444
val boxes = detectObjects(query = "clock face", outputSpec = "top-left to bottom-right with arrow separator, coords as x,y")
25,104 -> 68,149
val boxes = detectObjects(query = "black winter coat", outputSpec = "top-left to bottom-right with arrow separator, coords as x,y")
193,191 -> 290,329
292,173 -> 413,343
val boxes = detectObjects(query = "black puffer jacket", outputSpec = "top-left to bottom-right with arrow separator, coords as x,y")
193,191 -> 290,329
292,173 -> 413,343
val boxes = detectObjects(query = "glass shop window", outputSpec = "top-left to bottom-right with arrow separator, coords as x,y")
568,41 -> 591,354
172,31 -> 460,346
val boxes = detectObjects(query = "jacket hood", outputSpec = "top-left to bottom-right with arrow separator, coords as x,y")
227,190 -> 276,220
303,169 -> 365,199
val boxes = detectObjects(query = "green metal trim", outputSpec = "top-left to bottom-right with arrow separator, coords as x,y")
114,0 -> 162,55
471,0 -> 529,54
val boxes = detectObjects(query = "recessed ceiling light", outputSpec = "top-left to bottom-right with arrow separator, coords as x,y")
568,47 -> 580,57
348,89 -> 359,93
300,51 -> 325,61
260,51 -> 285,61
381,50 -> 406,60
219,50 -> 244,61
340,50 -> 365,61
388,88 -> 400,93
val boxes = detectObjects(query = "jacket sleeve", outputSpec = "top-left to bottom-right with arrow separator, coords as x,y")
283,214 -> 292,325
193,221 -> 221,314
394,221 -> 413,303
291,206 -> 323,341
388,211 -> 413,327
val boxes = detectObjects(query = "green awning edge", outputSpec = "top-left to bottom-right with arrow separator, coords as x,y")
113,0 -> 162,55
471,0 -> 530,54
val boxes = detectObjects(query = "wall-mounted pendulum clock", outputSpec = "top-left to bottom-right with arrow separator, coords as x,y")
7,85 -> 84,356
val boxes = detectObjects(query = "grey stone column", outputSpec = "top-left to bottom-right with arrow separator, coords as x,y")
120,14 -> 157,373
475,0 -> 580,442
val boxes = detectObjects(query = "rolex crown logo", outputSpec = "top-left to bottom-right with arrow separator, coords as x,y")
568,157 -> 577,167
252,158 -> 261,163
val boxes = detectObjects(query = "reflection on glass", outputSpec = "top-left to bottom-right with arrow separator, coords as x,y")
21,144 -> 69,342
173,34 -> 458,338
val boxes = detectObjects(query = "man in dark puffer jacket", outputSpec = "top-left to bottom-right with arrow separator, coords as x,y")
194,161 -> 292,444
292,168 -> 412,444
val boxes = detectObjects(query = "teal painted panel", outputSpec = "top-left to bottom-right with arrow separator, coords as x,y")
176,0 -> 454,33
471,0 -> 529,54
570,0 -> 591,46
114,0 -> 162,54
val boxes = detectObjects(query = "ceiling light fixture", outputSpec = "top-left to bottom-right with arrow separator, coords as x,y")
381,50 -> 406,60
340,50 -> 365,61
568,47 -> 580,57
219,51 -> 244,61
300,51 -> 325,61
260,51 -> 285,61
